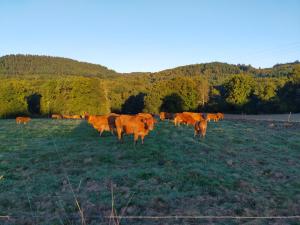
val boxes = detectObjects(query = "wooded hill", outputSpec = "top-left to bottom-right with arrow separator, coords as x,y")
0,54 -> 299,118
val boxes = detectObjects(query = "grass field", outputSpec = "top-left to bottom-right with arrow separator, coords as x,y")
0,118 -> 300,225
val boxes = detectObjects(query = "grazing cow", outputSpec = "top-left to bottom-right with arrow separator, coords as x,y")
62,115 -> 82,119
173,113 -> 184,126
16,117 -> 31,124
71,115 -> 82,119
159,112 -> 174,121
217,112 -> 224,120
174,113 -> 197,126
194,119 -> 208,138
115,115 -> 152,144
52,114 -> 63,119
182,112 -> 205,121
206,113 -> 219,122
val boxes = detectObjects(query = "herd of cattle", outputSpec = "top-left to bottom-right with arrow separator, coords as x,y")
15,112 -> 224,144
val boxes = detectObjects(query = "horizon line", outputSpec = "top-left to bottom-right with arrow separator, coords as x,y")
1,53 -> 299,74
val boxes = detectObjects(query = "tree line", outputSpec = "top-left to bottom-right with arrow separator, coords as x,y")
0,55 -> 299,118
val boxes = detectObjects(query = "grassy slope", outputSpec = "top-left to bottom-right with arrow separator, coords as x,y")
0,119 -> 300,225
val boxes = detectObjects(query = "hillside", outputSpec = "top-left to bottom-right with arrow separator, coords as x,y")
0,54 -> 299,80
152,61 -> 300,83
0,54 -> 118,78
0,54 -> 299,117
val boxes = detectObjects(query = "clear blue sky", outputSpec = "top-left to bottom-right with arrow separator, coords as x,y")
1,0 -> 299,72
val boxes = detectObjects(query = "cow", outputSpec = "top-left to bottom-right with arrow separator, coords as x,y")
217,112 -> 224,120
16,117 -> 31,124
137,113 -> 157,129
52,114 -> 63,119
90,115 -> 110,136
194,119 -> 208,138
115,115 -> 153,144
182,112 -> 205,121
87,113 -> 120,136
62,115 -> 82,119
159,112 -> 174,121
206,113 -> 219,122
71,115 -> 82,119
174,113 -> 197,126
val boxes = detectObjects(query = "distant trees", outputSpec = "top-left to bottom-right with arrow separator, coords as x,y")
0,80 -> 30,117
0,54 -> 118,77
0,76 -> 109,118
276,73 -> 300,112
144,77 -> 209,113
40,77 -> 110,115
0,55 -> 300,117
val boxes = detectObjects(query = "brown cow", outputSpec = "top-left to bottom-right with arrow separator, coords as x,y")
159,112 -> 174,121
89,115 -> 110,135
52,114 -> 63,119
88,113 -> 120,136
206,113 -> 219,122
173,113 -> 184,126
182,112 -> 205,121
194,119 -> 208,138
62,115 -> 82,119
174,113 -> 197,126
137,113 -> 157,129
16,117 -> 31,124
115,115 -> 153,144
217,112 -> 224,120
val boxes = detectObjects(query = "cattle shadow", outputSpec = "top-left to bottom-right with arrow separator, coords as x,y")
26,93 -> 42,115
121,92 -> 146,114
275,80 -> 300,113
160,93 -> 184,113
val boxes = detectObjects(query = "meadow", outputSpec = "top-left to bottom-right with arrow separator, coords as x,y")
0,118 -> 300,225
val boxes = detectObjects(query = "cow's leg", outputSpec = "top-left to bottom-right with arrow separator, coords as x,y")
141,135 -> 145,144
99,128 -> 104,136
117,128 -> 122,141
194,129 -> 197,137
134,133 -> 139,145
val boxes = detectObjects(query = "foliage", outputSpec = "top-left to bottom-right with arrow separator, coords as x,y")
144,77 -> 209,113
224,74 -> 253,107
0,54 -> 300,116
0,54 -> 118,77
0,76 -> 109,118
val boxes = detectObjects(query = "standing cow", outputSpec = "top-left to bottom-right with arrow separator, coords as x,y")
115,115 -> 153,144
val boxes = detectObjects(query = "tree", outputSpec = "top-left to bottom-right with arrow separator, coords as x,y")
224,74 -> 253,108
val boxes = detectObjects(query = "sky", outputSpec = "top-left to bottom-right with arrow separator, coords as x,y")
0,0 -> 300,72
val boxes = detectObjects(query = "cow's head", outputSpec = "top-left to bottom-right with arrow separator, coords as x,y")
141,118 -> 154,131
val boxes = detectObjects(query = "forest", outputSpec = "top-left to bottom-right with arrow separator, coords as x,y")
0,54 -> 299,118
